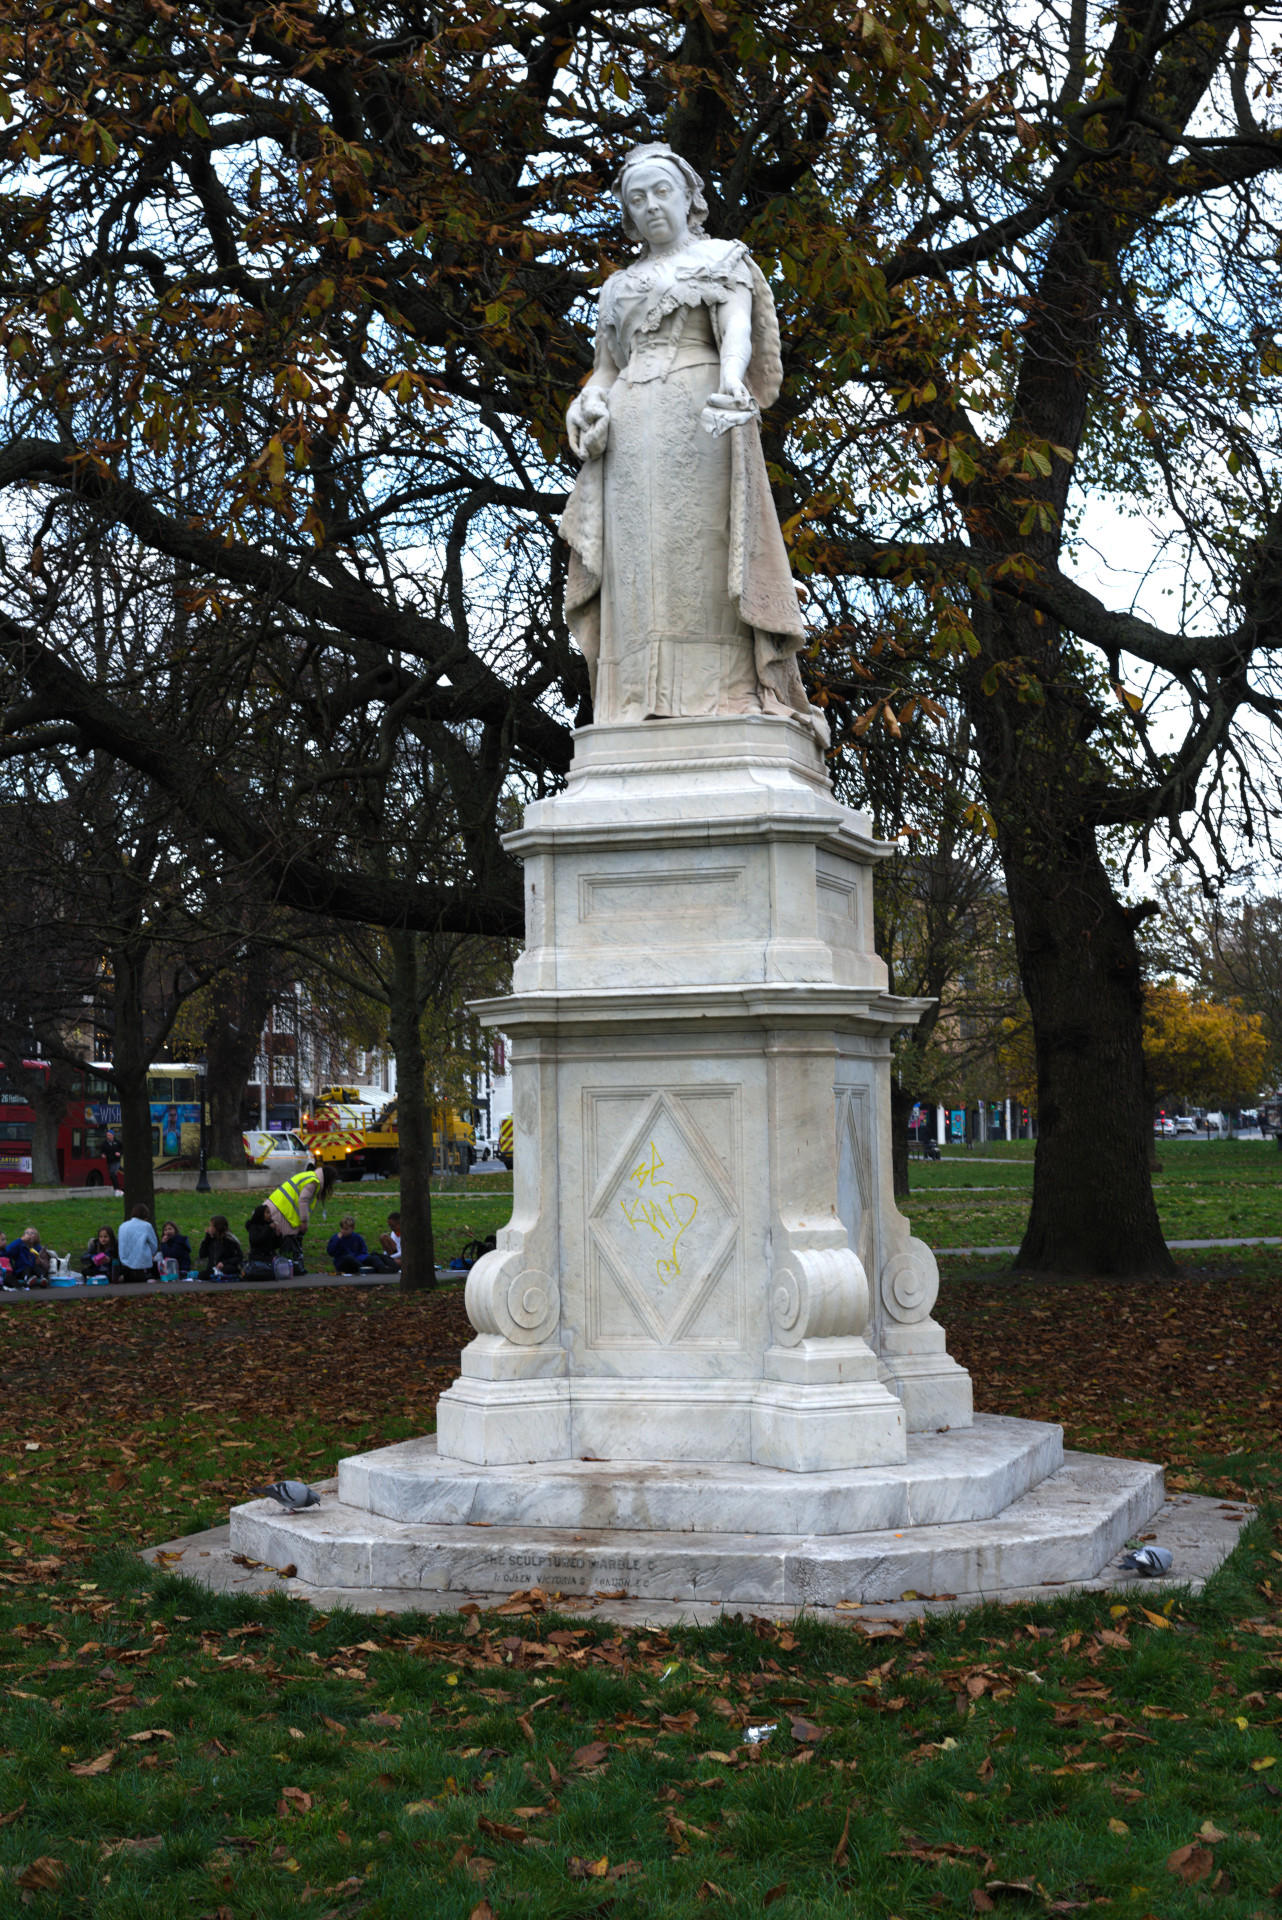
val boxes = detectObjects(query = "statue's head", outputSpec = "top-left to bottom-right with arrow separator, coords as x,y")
614,143 -> 707,246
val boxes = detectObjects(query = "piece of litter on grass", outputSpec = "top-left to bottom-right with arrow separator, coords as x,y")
743,1723 -> 777,1746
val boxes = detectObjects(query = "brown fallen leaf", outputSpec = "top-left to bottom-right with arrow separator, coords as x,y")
467,1903 -> 496,1920
832,1805 -> 851,1868
100,1836 -> 162,1858
570,1740 -> 610,1769
16,1857 -> 64,1891
0,1801 -> 26,1829
568,1855 -> 610,1878
477,1816 -> 528,1846
69,1749 -> 115,1777
125,1728 -> 174,1744
279,1786 -> 313,1814
789,1716 -> 824,1744
1167,1842 -> 1214,1884
764,1883 -> 789,1906
1199,1821 -> 1230,1843
366,1711 -> 403,1729
697,1881 -> 731,1903
660,1709 -> 699,1735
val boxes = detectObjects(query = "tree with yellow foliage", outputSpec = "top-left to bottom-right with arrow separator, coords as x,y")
1142,985 -> 1270,1114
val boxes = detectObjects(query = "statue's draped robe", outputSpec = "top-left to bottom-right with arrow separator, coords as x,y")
560,238 -> 825,738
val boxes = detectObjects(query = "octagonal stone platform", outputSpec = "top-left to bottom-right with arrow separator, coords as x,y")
228,1416 -> 1165,1609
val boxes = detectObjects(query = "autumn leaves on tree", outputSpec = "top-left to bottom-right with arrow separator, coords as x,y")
0,1 -> 1280,1273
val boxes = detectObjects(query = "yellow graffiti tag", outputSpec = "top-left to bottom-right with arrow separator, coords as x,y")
619,1139 -> 700,1280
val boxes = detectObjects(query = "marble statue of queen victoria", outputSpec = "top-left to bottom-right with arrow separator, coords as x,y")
560,144 -> 827,741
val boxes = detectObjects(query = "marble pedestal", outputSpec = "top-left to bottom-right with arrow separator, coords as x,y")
438,713 -> 971,1475
229,713 -> 1166,1607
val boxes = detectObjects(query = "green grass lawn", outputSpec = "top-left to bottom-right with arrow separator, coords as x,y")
1,1269 -> 1280,1914
903,1139 -> 1282,1248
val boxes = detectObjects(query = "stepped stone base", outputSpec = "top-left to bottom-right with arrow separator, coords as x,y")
337,1413 -> 1059,1535
228,1417 -> 1166,1609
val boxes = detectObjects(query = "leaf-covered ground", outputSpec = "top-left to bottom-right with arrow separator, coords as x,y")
1,1265 -> 1281,1916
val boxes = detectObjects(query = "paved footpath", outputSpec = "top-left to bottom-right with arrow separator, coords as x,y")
948,1237 -> 1282,1257
0,1268 -> 461,1302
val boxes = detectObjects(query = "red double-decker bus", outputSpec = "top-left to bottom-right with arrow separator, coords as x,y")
0,1061 -> 112,1187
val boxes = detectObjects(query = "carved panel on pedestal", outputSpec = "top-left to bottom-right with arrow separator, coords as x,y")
835,1088 -> 876,1284
578,866 -> 746,923
585,1087 -> 743,1348
816,851 -> 862,946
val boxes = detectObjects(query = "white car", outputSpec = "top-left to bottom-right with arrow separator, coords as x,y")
242,1130 -> 312,1174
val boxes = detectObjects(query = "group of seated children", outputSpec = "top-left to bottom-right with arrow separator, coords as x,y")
82,1210 -> 200,1282
79,1207 -> 272,1284
65,1204 -> 404,1284
326,1211 -> 401,1274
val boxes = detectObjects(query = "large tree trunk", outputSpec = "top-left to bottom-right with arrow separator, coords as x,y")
205,1007 -> 262,1163
890,1078 -> 913,1201
27,1089 -> 62,1187
387,930 -> 436,1291
111,947 -> 157,1222
203,942 -> 281,1163
971,667 -> 1174,1276
1006,846 -> 1171,1275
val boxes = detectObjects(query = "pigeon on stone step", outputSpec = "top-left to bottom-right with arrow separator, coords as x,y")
1117,1544 -> 1173,1576
252,1479 -> 321,1511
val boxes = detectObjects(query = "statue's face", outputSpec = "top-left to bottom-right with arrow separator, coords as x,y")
622,160 -> 691,248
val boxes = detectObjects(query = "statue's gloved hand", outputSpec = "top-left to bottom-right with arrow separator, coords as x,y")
701,378 -> 759,437
567,387 -> 610,461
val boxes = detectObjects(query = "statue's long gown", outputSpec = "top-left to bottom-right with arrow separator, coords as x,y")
560,238 -> 824,737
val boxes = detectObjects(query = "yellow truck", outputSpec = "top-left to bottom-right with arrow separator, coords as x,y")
299,1096 -> 475,1179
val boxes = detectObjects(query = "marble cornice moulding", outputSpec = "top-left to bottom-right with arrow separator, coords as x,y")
469,984 -> 934,1035
502,814 -> 894,863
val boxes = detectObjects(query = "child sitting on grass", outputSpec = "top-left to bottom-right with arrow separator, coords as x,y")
327,1214 -> 394,1274
197,1215 -> 243,1282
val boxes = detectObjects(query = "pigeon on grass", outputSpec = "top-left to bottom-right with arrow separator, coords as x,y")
251,1480 -> 321,1512
1117,1544 -> 1173,1576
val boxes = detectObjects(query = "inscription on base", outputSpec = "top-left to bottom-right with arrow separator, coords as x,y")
490,1552 -> 653,1592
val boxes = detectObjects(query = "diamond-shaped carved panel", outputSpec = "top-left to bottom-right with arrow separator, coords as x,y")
588,1091 -> 740,1347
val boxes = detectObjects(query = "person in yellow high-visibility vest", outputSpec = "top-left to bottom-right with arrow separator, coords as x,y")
265,1163 -> 333,1253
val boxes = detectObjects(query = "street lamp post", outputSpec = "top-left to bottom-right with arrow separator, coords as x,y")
196,1060 -> 211,1194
